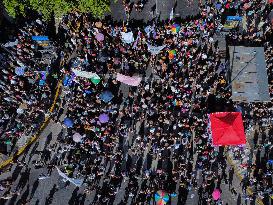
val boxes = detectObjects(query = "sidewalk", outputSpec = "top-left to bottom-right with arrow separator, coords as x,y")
226,129 -> 264,205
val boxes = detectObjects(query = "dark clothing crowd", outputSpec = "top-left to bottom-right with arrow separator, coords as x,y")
0,0 -> 272,205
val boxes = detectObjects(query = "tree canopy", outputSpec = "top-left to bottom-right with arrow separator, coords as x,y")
3,0 -> 111,20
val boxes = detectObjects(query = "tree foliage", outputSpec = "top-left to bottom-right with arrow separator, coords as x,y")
78,0 -> 111,18
3,0 -> 111,20
3,0 -> 23,18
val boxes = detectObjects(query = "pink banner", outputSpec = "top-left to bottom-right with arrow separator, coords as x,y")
116,73 -> 141,86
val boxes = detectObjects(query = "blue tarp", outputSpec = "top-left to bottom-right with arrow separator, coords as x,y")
227,16 -> 242,21
31,36 -> 49,41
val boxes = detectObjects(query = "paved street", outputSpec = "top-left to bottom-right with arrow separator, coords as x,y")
109,0 -> 199,22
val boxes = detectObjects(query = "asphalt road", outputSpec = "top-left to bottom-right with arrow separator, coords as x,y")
109,0 -> 199,22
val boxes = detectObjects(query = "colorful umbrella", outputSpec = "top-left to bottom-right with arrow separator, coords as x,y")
73,133 -> 82,143
91,76 -> 101,85
64,118 -> 74,128
39,80 -> 46,86
171,24 -> 180,33
154,190 -> 169,205
5,140 -> 11,145
16,108 -> 24,114
170,193 -> 177,197
268,159 -> 273,165
212,189 -> 221,200
95,33 -> 104,42
100,90 -> 114,103
169,50 -> 176,59
15,66 -> 25,76
99,113 -> 109,123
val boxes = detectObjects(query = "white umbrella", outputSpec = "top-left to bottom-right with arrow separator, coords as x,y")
73,133 -> 82,142
16,108 -> 24,114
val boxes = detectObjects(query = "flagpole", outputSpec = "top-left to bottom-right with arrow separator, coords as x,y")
156,0 -> 159,15
156,0 -> 157,15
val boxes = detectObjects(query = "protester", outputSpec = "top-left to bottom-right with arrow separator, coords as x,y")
0,19 -> 60,158
49,1 -> 272,204
0,0 -> 272,204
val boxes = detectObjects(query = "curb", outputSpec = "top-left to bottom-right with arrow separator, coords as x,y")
0,80 -> 62,171
49,81 -> 62,113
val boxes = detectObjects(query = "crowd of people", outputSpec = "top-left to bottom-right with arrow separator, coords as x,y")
0,0 -> 272,205
0,18 -> 60,158
225,0 -> 273,203
52,0 -> 273,204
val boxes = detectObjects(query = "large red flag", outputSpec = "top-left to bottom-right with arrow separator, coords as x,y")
210,112 -> 246,146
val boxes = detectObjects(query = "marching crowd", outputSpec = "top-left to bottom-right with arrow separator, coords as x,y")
0,19 -> 59,158
0,0 -> 272,205
51,0 -> 273,204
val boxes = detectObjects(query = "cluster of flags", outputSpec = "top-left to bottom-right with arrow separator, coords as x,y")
63,70 -> 101,87
14,66 -> 49,87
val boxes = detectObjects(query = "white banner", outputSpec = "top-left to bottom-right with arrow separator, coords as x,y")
147,44 -> 165,55
121,32 -> 134,44
3,39 -> 18,47
116,73 -> 141,86
56,167 -> 83,187
72,69 -> 100,79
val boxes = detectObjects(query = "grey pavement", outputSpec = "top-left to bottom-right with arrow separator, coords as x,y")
109,0 -> 199,22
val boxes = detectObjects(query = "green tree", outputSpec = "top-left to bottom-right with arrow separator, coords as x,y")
3,0 -> 110,21
77,0 -> 110,18
3,0 -> 25,18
